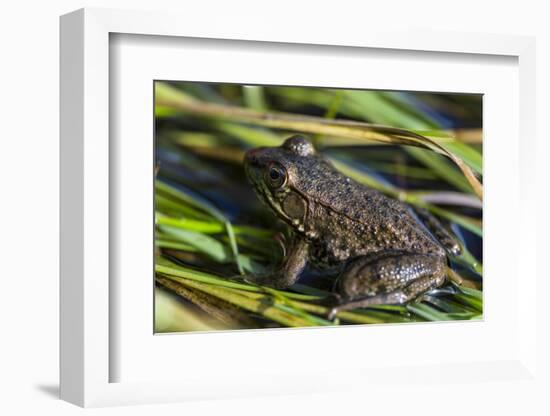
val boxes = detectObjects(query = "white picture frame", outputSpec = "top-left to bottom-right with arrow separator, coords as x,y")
60,7 -> 540,408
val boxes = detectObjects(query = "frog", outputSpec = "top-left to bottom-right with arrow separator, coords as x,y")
243,135 -> 461,318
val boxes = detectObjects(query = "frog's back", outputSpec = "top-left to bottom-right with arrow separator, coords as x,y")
294,157 -> 407,224
296,157 -> 443,256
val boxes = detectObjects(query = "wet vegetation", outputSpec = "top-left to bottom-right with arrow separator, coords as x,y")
154,81 -> 482,333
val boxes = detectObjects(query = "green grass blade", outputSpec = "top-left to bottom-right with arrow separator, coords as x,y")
405,147 -> 474,194
156,257 -> 320,301
159,225 -> 230,263
406,303 -> 454,321
161,275 -> 317,327
443,141 -> 483,174
156,180 -> 244,274
242,85 -> 268,111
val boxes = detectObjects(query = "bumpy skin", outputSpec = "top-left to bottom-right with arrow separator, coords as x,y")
244,135 -> 460,314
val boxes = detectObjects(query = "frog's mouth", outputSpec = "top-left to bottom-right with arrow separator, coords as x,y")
244,159 -> 273,208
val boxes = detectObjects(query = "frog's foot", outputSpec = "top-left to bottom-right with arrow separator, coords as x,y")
330,252 -> 447,319
227,272 -> 276,288
241,273 -> 277,288
313,293 -> 343,320
425,285 -> 458,296
325,293 -> 391,320
273,232 -> 288,258
241,272 -> 299,290
315,292 -> 342,307
241,236 -> 309,289
326,287 -> 422,320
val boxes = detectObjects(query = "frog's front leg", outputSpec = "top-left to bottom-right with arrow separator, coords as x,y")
329,251 -> 446,318
244,236 -> 309,289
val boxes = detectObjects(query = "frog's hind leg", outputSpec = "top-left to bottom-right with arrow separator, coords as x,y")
413,207 -> 462,256
328,252 -> 446,319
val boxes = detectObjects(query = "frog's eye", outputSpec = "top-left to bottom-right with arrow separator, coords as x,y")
265,162 -> 287,189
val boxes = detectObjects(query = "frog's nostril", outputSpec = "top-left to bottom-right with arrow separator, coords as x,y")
245,148 -> 261,164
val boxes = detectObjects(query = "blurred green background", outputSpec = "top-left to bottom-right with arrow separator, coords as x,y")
154,81 -> 482,333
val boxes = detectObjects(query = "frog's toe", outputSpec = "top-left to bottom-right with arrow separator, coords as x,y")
426,285 -> 458,296
327,305 -> 344,321
314,294 -> 344,321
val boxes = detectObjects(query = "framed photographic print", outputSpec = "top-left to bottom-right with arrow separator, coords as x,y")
60,7 -> 540,408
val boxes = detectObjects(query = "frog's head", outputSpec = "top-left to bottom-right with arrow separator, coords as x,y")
244,135 -> 324,234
